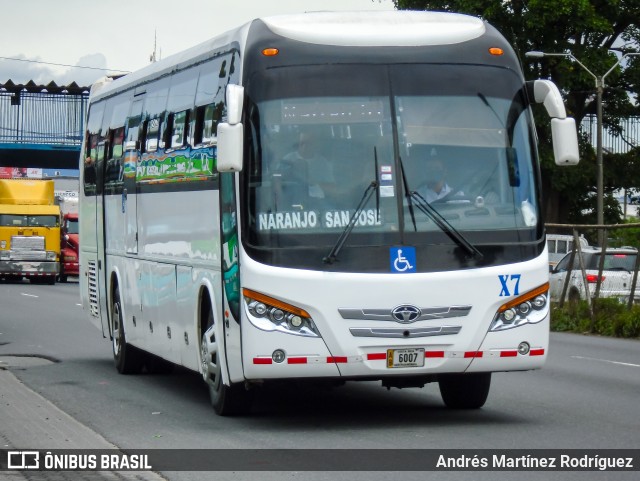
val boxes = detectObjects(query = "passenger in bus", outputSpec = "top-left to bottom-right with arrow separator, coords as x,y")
282,131 -> 335,200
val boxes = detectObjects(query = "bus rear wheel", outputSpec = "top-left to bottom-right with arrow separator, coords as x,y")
200,308 -> 252,416
438,372 -> 491,409
112,287 -> 143,374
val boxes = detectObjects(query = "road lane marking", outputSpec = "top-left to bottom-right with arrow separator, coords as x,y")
571,355 -> 640,368
20,293 -> 39,298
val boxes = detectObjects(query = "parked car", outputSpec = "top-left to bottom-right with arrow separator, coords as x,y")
546,233 -> 589,268
549,247 -> 640,303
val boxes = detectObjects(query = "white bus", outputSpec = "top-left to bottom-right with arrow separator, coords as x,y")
79,11 -> 579,415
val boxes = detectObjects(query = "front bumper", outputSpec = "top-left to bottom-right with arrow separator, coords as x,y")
0,260 -> 59,276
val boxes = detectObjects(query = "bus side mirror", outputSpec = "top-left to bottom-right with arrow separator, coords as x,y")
216,123 -> 243,172
551,118 -> 579,165
528,79 -> 580,166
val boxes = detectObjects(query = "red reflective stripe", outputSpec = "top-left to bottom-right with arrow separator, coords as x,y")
287,357 -> 307,364
529,349 -> 545,356
253,358 -> 272,365
464,351 -> 483,358
367,353 -> 387,361
425,351 -> 445,358
329,356 -> 348,364
500,351 -> 518,357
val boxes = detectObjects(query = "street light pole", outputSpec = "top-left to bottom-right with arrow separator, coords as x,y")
525,51 -> 640,245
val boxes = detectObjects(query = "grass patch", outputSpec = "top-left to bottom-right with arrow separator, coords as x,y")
551,298 -> 640,338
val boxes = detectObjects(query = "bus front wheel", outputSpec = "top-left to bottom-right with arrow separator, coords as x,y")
200,308 -> 252,416
438,372 -> 491,409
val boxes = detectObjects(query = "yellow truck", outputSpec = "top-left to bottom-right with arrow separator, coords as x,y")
0,179 -> 60,284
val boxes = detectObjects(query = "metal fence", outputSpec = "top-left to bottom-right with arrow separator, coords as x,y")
581,115 -> 640,153
547,224 -> 640,311
0,91 -> 87,146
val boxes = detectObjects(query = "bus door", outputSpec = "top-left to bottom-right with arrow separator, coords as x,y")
123,98 -> 143,254
94,137 -> 109,336
81,128 -> 107,337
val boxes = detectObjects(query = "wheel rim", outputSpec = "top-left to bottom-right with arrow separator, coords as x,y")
112,301 -> 122,357
200,323 -> 220,388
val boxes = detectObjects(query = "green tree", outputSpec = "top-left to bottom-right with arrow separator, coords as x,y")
393,0 -> 640,224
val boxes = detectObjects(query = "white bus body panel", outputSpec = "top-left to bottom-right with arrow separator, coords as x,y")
240,249 -> 548,379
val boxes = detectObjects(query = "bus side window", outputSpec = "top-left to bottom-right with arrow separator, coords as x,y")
163,113 -> 174,150
146,117 -> 161,152
171,110 -> 189,148
203,103 -> 221,144
83,133 -> 98,192
164,110 -> 190,150
106,127 -> 124,183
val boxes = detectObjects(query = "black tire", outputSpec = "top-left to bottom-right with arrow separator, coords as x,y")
439,372 -> 491,409
201,308 -> 252,416
112,287 -> 143,374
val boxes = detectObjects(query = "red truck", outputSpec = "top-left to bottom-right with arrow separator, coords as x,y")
58,196 -> 79,282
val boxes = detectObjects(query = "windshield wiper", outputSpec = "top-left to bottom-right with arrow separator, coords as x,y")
323,149 -> 380,264
410,191 -> 484,260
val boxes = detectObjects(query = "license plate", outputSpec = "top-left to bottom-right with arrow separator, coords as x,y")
387,348 -> 425,368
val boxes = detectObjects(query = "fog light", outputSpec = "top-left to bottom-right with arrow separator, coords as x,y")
517,342 -> 530,355
272,349 -> 286,363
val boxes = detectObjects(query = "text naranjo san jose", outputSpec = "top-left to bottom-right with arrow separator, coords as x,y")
258,209 -> 381,231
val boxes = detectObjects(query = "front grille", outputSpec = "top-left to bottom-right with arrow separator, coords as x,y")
12,235 -> 45,250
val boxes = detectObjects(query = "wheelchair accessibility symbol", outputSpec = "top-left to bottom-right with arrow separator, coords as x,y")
390,247 -> 417,273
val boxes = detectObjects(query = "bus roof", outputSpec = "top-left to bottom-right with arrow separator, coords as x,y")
262,11 -> 485,47
89,11 -> 486,103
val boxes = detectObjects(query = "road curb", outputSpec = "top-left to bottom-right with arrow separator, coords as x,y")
0,367 -> 168,480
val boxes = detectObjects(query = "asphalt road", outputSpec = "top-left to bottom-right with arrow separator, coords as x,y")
0,280 -> 638,481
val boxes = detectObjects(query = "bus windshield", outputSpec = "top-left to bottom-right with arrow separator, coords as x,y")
244,64 -> 539,259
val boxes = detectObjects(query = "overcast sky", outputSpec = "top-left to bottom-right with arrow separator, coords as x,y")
0,0 -> 395,86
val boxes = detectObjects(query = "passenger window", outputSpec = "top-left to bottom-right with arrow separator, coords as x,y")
146,117 -> 161,152
111,127 -> 124,159
83,133 -> 98,189
192,103 -> 222,146
173,110 -> 188,147
106,127 -> 124,183
125,116 -> 141,152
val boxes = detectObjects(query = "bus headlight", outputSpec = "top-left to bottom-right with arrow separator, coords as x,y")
489,283 -> 549,332
46,251 -> 57,261
243,288 -> 320,338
